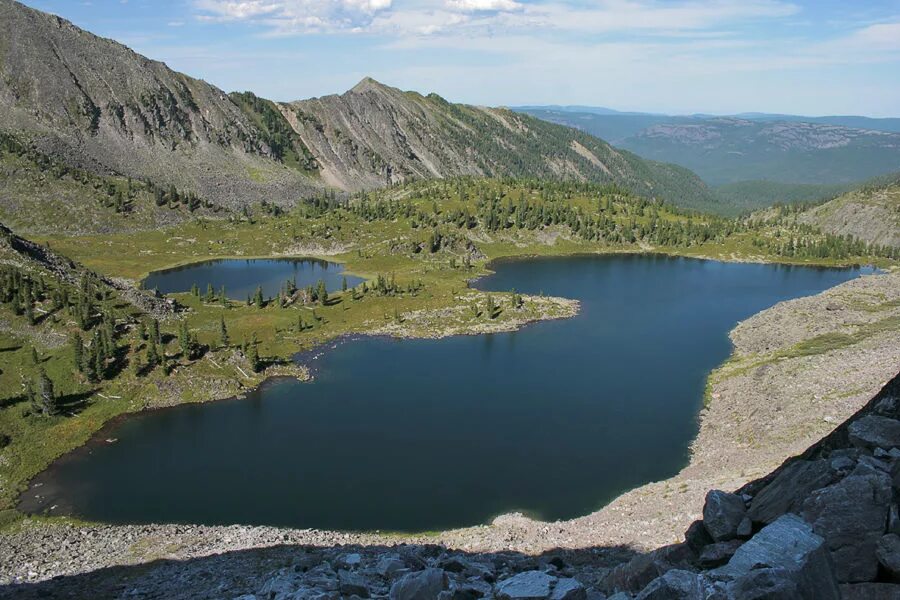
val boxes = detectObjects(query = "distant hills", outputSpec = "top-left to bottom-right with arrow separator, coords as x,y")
0,0 -> 718,220
519,108 -> 900,206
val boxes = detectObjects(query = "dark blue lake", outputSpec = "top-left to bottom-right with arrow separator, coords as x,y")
23,255 -> 867,531
142,258 -> 362,300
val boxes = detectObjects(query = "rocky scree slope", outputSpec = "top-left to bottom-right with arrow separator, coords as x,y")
797,178 -> 900,248
0,0 -> 320,210
285,78 -> 716,211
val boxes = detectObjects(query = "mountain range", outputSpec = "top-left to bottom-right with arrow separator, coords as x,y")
0,0 -> 716,220
519,108 -> 900,196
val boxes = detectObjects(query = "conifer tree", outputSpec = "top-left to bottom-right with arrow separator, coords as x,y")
219,316 -> 229,348
71,333 -> 83,372
342,276 -> 348,292
37,369 -> 56,416
146,338 -> 159,370
317,280 -> 328,305
247,333 -> 260,372
254,286 -> 264,308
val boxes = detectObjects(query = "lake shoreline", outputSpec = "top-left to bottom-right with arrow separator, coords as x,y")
2,269 -> 897,588
9,255 -> 869,533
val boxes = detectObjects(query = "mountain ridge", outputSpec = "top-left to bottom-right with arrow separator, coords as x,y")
0,0 -> 719,216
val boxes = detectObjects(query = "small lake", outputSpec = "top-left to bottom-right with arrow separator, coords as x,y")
142,258 -> 362,300
22,255 -> 868,532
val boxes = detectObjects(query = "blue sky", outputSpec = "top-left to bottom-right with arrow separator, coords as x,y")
21,0 -> 900,116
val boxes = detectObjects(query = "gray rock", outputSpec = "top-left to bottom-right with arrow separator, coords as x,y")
377,557 -> 408,578
496,571 -> 556,600
801,466 -> 892,582
747,460 -> 836,525
458,578 -> 493,598
876,533 -> 900,579
890,504 -> 900,536
549,578 -> 586,600
703,491 -> 748,542
829,456 -> 855,472
726,567 -> 800,599
848,415 -> 900,450
339,553 -> 363,568
713,514 -> 840,599
684,520 -> 713,554
839,583 -> 900,600
391,568 -> 449,600
736,517 -> 753,539
604,544 -> 695,593
339,570 -> 370,598
635,570 -> 704,600
698,540 -> 743,568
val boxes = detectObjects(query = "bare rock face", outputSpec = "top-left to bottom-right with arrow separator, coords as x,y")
713,514 -> 840,599
702,491 -> 747,542
848,415 -> 900,451
800,464 -> 892,582
746,459 -> 836,525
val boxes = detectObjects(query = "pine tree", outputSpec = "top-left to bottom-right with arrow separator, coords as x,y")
31,347 -> 39,365
485,295 -> 498,319
317,279 -> 328,305
37,370 -> 56,416
219,316 -> 229,348
247,333 -> 260,372
219,286 -> 228,308
146,338 -> 159,370
71,333 -> 83,372
254,286 -> 264,308
205,283 -> 215,302
150,319 -> 160,344
341,276 -> 348,292
179,321 -> 191,358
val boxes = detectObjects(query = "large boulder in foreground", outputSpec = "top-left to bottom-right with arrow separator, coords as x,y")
714,514 -> 840,599
702,490 -> 747,542
746,459 -> 836,525
800,463 -> 892,582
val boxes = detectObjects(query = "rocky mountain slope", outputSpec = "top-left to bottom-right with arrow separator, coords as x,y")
797,178 -> 900,248
0,0 -> 320,210
283,79 -> 715,211
0,0 -> 718,218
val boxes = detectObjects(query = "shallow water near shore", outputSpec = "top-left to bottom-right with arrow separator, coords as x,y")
22,255 -> 868,532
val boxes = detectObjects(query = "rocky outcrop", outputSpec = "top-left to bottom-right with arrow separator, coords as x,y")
602,372 -> 900,599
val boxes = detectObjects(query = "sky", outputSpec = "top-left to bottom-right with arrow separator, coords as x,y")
20,0 -> 900,116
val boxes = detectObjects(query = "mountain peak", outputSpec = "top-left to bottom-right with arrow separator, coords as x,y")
350,77 -> 389,94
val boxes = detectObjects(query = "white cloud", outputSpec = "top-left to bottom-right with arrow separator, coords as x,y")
195,0 -> 281,21
446,0 -> 522,12
194,0 -> 393,30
